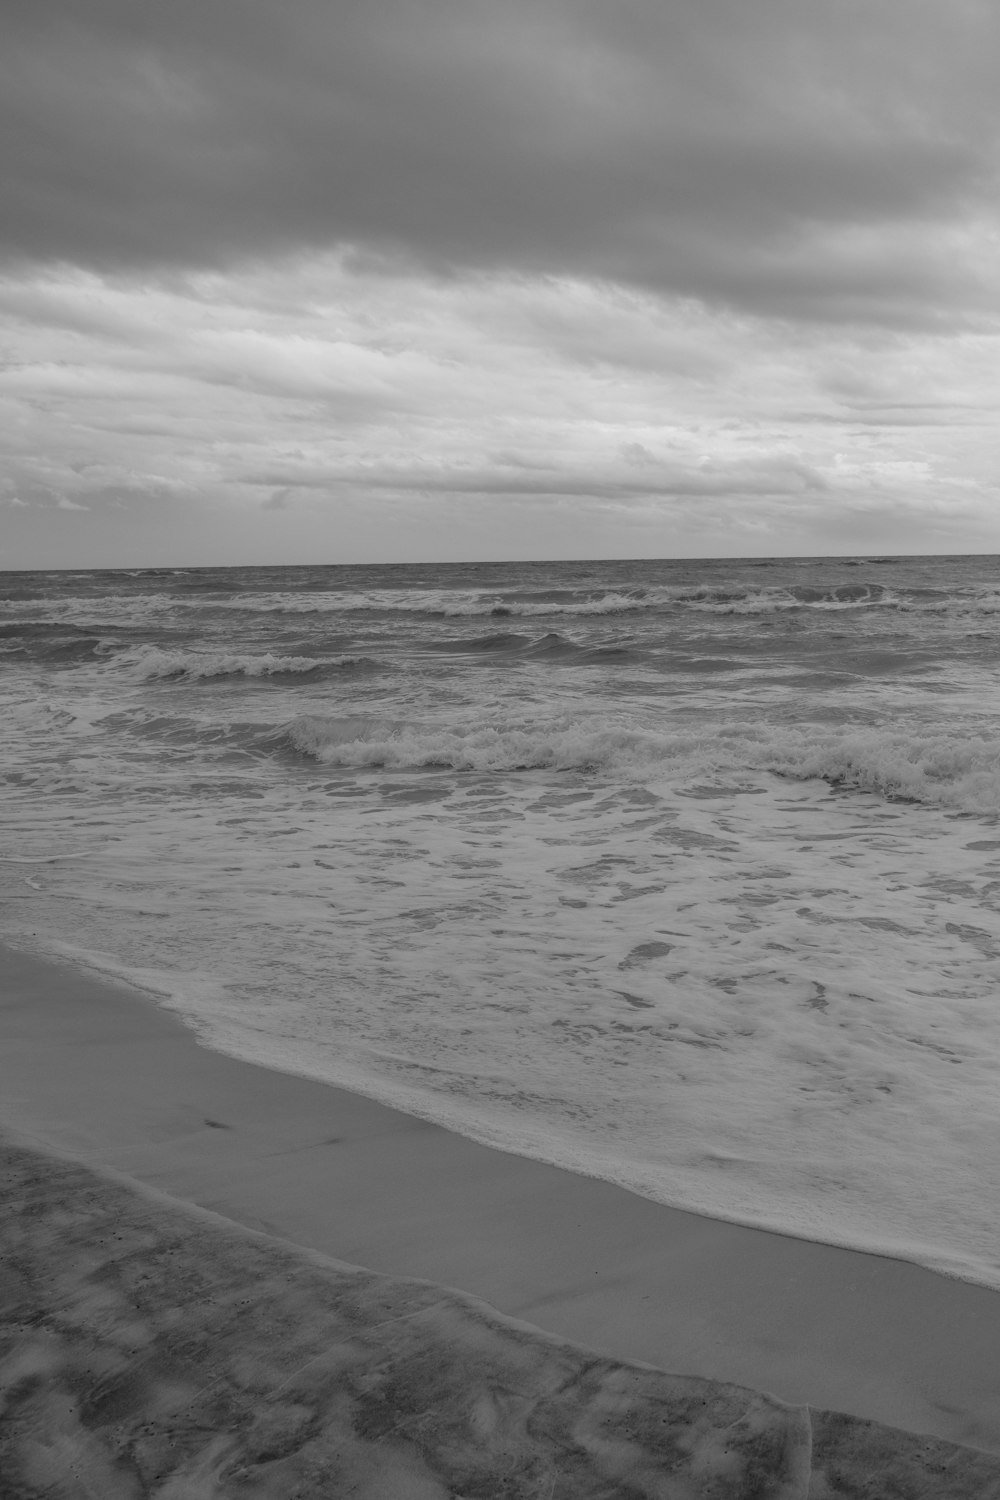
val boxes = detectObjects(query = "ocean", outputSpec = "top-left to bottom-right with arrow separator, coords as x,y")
2,554 -> 999,1288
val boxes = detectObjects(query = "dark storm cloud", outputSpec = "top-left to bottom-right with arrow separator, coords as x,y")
3,0 -> 996,322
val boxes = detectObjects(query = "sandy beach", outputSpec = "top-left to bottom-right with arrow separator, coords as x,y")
3,942 -> 1000,1496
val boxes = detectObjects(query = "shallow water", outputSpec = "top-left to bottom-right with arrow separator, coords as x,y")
2,554 -> 1000,1286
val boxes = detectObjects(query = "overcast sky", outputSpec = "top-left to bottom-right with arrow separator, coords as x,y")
2,0 -> 998,567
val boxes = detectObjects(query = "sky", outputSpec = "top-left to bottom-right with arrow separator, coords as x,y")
2,0 -> 999,568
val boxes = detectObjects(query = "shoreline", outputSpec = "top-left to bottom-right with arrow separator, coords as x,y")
26,927 -> 1000,1296
3,941 -> 1000,1459
42,934 -> 998,1295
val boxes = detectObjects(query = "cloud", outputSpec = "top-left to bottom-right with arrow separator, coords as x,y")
3,0 -> 999,325
3,0 -> 999,574
2,255 -> 998,568
240,453 -> 829,507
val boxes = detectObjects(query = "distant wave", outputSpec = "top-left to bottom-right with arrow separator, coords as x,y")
0,587 -> 651,621
205,588 -> 659,617
486,592 -> 657,618
432,631 -> 646,665
685,585 -> 898,614
271,713 -> 1000,811
0,593 -> 188,628
898,593 -> 1000,616
216,582 -> 1000,619
6,580 -> 1000,623
683,584 -> 1000,616
214,583 -> 913,617
124,647 -> 377,682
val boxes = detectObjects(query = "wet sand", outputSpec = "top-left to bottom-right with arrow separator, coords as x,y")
2,942 -> 1000,1494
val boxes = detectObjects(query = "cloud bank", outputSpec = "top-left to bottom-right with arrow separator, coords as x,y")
2,0 -> 998,564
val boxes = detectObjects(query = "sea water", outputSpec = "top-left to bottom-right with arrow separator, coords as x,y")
2,555 -> 999,1287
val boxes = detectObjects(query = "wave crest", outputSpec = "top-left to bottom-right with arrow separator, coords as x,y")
273,713 -> 1000,810
125,648 -> 374,682
765,729 -> 1000,809
276,714 -> 689,773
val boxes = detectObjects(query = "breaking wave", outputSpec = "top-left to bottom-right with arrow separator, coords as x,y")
123,648 -> 377,682
764,728 -> 1000,810
272,714 -> 1000,812
686,586 -> 899,614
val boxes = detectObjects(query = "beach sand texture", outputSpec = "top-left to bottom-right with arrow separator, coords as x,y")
3,945 -> 1000,1495
6,1143 -> 1000,1500
4,1139 -> 1000,1500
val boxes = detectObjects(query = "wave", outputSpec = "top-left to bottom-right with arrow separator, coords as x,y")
429,631 -> 532,653
896,593 -> 1000,616
764,729 -> 1000,810
273,713 -> 675,773
486,592 -> 658,618
198,588 -> 660,617
684,584 -> 902,614
0,622 -> 112,663
0,586 -> 657,622
123,647 -> 377,682
684,584 -> 1000,616
7,577 -> 1000,623
7,574 -> 1000,625
0,593 -> 187,626
34,635 -> 108,663
270,713 -> 1000,811
223,584 -> 944,618
430,631 -> 645,665
221,583 -> 919,618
